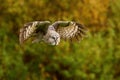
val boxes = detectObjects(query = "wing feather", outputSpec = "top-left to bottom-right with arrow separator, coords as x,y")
19,21 -> 50,44
52,21 -> 88,41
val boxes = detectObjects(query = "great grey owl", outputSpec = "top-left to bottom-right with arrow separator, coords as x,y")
19,21 -> 88,45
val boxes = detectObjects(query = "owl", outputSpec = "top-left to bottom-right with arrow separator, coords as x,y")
19,21 -> 88,45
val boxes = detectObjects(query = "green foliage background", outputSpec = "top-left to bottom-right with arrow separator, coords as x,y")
0,0 -> 120,80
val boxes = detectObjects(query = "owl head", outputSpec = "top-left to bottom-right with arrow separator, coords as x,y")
43,30 -> 60,45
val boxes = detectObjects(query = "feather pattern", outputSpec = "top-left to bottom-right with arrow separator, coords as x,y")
52,21 -> 88,41
19,21 -> 50,44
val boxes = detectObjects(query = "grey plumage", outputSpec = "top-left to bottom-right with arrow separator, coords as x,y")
19,21 -> 88,45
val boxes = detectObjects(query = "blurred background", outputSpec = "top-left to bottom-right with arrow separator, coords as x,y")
0,0 -> 120,80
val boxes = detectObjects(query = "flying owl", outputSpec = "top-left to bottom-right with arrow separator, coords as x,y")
19,21 -> 88,45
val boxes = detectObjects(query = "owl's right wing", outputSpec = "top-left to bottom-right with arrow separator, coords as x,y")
52,21 -> 88,41
19,21 -> 51,44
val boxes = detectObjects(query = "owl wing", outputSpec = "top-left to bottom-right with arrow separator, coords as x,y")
19,21 -> 51,44
52,21 -> 88,41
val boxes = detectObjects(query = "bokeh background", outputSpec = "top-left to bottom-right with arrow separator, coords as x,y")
0,0 -> 120,80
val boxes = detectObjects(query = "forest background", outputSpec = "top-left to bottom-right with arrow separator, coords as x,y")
0,0 -> 120,80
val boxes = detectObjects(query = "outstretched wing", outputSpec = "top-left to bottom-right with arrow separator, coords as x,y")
19,21 -> 51,44
52,21 -> 88,41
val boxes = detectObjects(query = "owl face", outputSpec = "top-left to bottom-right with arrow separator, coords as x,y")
43,30 -> 60,45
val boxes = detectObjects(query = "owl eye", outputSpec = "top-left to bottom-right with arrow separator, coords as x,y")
51,36 -> 55,39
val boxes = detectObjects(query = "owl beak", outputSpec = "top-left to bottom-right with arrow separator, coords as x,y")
54,37 -> 58,45
54,39 -> 57,45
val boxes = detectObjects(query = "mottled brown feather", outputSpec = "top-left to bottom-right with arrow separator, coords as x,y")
19,21 -> 50,44
54,21 -> 88,41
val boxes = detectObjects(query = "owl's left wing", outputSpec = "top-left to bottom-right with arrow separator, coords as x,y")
19,21 -> 51,44
52,21 -> 88,41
